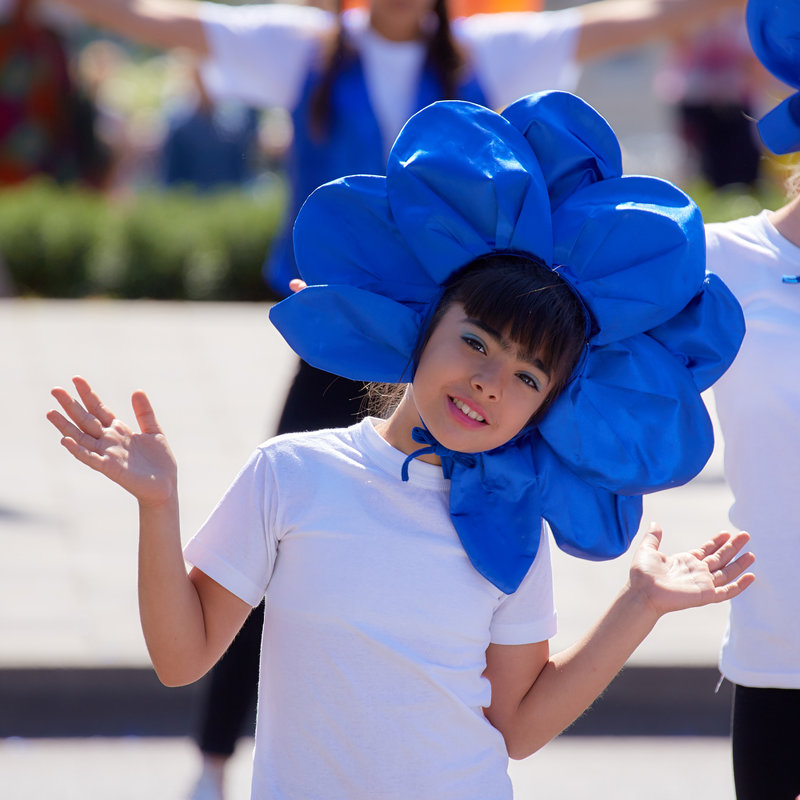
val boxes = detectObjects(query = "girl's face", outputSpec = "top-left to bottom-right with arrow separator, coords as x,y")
368,0 -> 437,41
407,303 -> 553,454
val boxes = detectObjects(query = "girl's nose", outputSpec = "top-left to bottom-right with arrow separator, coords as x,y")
470,366 -> 502,400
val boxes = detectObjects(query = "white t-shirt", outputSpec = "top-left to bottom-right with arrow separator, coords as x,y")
198,2 -> 581,152
707,211 -> 800,689
184,417 -> 556,800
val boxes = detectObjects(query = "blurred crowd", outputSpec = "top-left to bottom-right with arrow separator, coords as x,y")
0,0 -> 291,195
1,0 -> 794,201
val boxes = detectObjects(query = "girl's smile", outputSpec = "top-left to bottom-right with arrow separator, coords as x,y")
448,395 -> 487,427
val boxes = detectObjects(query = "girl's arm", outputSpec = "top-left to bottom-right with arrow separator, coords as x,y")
47,376 -> 250,686
575,0 -> 743,63
50,0 -> 209,55
483,525 -> 754,759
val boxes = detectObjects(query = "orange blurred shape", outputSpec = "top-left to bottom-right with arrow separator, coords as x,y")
340,0 -> 542,14
450,0 -> 542,13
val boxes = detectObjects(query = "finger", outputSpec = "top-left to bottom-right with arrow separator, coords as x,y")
72,376 -> 116,427
59,432 -> 113,474
46,408 -> 104,455
712,550 -> 756,587
131,390 -> 163,435
709,571 -> 756,603
50,386 -> 104,438
689,530 -> 732,562
289,278 -> 307,293
642,521 -> 663,549
705,531 -> 751,571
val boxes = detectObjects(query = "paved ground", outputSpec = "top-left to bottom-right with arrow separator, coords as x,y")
0,736 -> 737,800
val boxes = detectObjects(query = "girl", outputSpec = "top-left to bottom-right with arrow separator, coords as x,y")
48,91 -> 753,800
704,2 -> 800,796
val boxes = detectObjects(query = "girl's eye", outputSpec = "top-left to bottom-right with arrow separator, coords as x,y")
517,372 -> 542,391
462,334 -> 486,354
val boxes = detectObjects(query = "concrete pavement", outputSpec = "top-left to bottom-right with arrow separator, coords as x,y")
0,736 -> 737,800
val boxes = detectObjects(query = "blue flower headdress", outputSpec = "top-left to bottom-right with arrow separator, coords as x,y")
746,0 -> 800,154
270,91 -> 744,593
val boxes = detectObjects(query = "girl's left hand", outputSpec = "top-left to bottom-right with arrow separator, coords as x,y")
630,524 -> 755,618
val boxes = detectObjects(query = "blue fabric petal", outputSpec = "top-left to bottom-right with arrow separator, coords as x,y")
446,443 -> 544,594
293,175 -> 438,302
386,101 -> 554,278
746,0 -> 800,154
647,273 -> 746,392
269,286 -> 420,383
553,175 -> 706,344
746,0 -> 800,90
757,93 -> 800,155
533,437 -> 642,560
502,91 -> 622,211
539,334 -> 714,494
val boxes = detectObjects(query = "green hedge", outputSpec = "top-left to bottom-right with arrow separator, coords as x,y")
686,180 -> 785,224
0,179 -> 286,301
0,178 -> 786,301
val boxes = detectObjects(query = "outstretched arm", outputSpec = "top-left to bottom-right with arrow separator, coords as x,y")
484,524 -> 754,759
47,376 -> 249,686
575,0 -> 743,63
50,0 -> 208,55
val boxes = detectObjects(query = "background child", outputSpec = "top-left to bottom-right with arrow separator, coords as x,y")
705,1 -> 800,796
48,91 -> 754,799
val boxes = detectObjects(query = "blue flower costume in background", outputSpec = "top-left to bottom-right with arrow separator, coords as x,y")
271,90 -> 745,593
745,0 -> 800,154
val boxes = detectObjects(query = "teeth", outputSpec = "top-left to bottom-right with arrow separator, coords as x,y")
452,397 -> 484,422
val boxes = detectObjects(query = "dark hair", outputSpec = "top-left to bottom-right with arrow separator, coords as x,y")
310,0 -> 465,139
418,253 -> 587,422
368,252 -> 588,422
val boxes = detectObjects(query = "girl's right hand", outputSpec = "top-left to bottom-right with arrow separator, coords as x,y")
47,376 -> 177,507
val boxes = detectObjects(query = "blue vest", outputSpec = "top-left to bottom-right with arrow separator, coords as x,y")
265,52 -> 488,295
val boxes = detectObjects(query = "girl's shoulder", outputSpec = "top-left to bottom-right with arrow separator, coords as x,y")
256,421 -> 369,473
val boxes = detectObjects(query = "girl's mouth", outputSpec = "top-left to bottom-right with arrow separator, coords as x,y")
449,396 -> 486,424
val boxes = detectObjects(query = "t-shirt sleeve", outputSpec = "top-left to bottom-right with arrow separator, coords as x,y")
197,2 -> 332,109
489,523 -> 557,645
455,8 -> 582,111
183,447 -> 279,607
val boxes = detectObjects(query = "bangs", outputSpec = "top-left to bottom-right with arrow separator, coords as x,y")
442,254 -> 587,388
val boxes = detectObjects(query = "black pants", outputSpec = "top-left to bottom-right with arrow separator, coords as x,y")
732,684 -> 800,800
679,102 -> 761,188
196,360 -> 367,756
